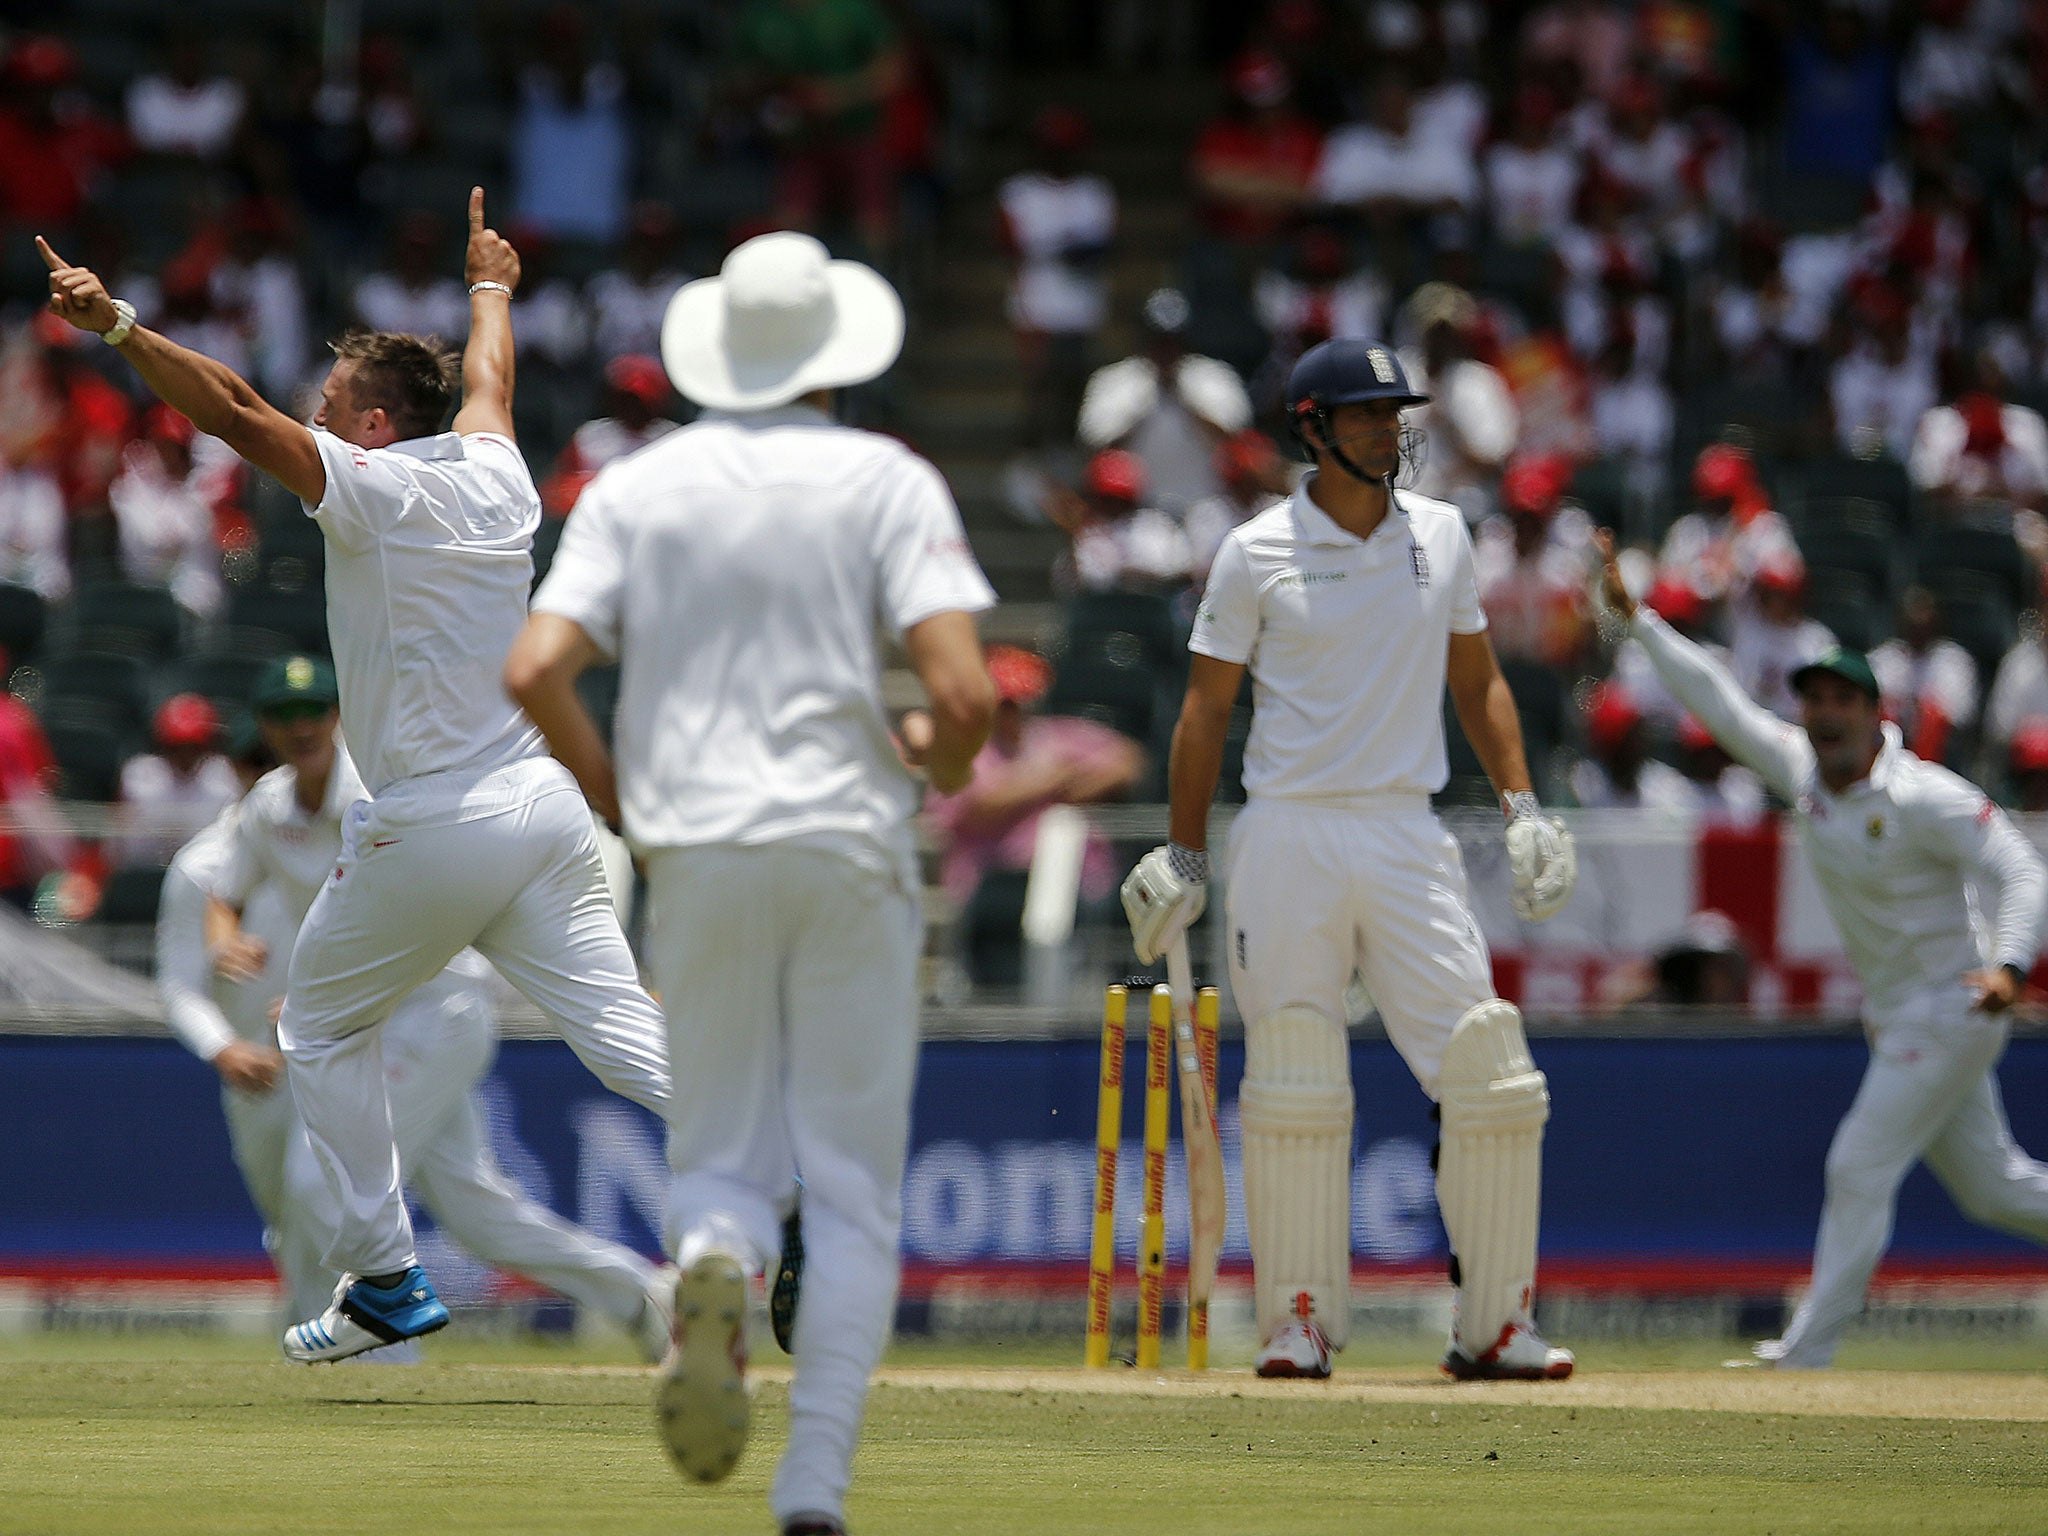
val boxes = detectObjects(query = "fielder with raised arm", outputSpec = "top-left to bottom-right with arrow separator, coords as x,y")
1123,338 -> 1578,1381
1596,531 -> 2048,1368
37,192 -> 671,1362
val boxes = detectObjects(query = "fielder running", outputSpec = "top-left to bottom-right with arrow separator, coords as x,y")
1123,338 -> 1578,1381
1596,531 -> 2048,1367
506,231 -> 997,1536
37,192 -> 671,1361
199,656 -> 675,1362
155,726 -> 331,1322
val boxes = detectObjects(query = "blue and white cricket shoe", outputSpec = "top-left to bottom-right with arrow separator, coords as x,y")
283,1268 -> 450,1363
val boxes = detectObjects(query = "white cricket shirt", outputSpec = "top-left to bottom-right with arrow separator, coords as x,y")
216,746 -> 367,928
1190,482 -> 1487,804
1633,609 -> 2048,1023
157,807 -> 298,1060
305,429 -> 545,803
531,405 -> 996,876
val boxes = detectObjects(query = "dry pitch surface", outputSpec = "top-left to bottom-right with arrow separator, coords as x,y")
3,1337 -> 2046,1536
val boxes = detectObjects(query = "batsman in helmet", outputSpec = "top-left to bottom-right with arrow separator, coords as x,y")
1122,337 -> 1578,1380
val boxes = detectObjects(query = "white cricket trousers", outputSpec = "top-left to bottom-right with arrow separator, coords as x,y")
279,759 -> 670,1277
643,842 -> 921,1529
1774,995 -> 2048,1366
284,967 -> 662,1333
1225,797 -> 1495,1096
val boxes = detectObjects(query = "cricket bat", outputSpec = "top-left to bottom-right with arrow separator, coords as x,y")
1166,935 -> 1226,1312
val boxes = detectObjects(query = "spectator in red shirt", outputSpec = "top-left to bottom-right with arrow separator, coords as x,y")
1190,51 -> 1323,248
542,356 -> 681,516
0,668 -> 73,912
0,37 -> 124,236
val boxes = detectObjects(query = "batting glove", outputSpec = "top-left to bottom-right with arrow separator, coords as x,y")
1503,791 -> 1576,922
1121,843 -> 1208,964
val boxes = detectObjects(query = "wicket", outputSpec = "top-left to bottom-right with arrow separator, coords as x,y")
1085,980 -> 1220,1370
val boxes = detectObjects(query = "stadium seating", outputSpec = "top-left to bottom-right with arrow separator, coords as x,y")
96,864 -> 168,924
34,652 -> 152,734
63,583 -> 187,661
0,584 -> 47,664
44,717 -> 128,802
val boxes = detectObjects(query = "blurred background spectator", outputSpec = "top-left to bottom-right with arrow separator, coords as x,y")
117,693 -> 236,864
1048,449 -> 1191,598
924,644 -> 1144,985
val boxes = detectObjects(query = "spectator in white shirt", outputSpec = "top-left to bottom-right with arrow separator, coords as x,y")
1871,586 -> 1981,766
1570,681 -> 1694,811
1674,714 -> 1767,824
1183,428 -> 1293,586
209,199 -> 309,404
1588,330 -> 1672,501
119,693 -> 240,864
1396,281 -> 1517,520
1909,355 -> 2048,514
1474,453 -> 1593,669
1317,75 -> 1479,213
1588,75 -> 1693,217
587,203 -> 688,364
0,453 -> 70,603
1657,442 -> 1800,609
109,404 -> 224,620
1252,223 -> 1389,397
506,225 -> 588,370
1484,84 -> 1579,248
1986,619 -> 2048,758
1000,106 -> 1116,452
353,212 -> 470,342
1830,291 -> 1938,461
1049,449 -> 1192,597
1730,559 -> 1836,721
126,33 -> 245,160
1076,288 -> 1253,514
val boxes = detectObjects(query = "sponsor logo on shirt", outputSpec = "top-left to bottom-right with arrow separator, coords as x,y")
925,535 -> 973,560
1410,544 -> 1430,589
1976,801 -> 1996,826
1272,569 -> 1349,590
349,448 -> 368,468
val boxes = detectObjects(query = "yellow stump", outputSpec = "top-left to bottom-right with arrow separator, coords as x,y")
1186,984 -> 1222,1372
1084,985 -> 1126,1369
1136,984 -> 1172,1370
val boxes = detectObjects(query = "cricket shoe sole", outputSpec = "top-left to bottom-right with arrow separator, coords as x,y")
655,1251 -> 750,1483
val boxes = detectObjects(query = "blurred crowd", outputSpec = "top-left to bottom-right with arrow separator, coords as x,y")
0,0 -> 990,928
989,0 -> 2048,859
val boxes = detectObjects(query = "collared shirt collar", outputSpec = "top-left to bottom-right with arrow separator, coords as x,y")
1289,476 -> 1406,548
1809,720 -> 1903,802
384,431 -> 466,461
701,403 -> 835,429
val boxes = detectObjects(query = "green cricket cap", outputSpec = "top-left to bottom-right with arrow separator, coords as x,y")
1789,646 -> 1880,701
252,654 -> 339,713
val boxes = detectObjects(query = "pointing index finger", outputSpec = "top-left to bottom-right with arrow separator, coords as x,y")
34,235 -> 66,272
469,186 -> 485,234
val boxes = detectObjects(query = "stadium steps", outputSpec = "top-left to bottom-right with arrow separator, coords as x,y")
900,70 -> 1214,605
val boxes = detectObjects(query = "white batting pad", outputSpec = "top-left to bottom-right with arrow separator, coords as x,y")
1239,1006 -> 1355,1349
1435,998 -> 1549,1355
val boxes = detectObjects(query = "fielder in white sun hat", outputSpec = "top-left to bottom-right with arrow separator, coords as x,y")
661,230 -> 905,412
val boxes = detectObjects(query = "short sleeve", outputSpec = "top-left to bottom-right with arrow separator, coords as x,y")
1189,534 -> 1260,665
531,476 -> 629,660
873,453 -> 996,636
304,430 -> 410,553
1448,516 -> 1487,635
210,803 -> 261,909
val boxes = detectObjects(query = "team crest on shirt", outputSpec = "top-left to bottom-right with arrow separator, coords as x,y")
1866,815 -> 1885,841
1367,348 -> 1395,383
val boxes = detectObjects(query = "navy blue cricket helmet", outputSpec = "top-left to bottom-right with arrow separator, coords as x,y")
1286,338 -> 1430,424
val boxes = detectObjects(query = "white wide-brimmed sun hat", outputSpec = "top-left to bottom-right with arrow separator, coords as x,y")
660,231 -> 905,412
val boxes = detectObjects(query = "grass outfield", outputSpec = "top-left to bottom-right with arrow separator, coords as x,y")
3,1334 -> 2047,1535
